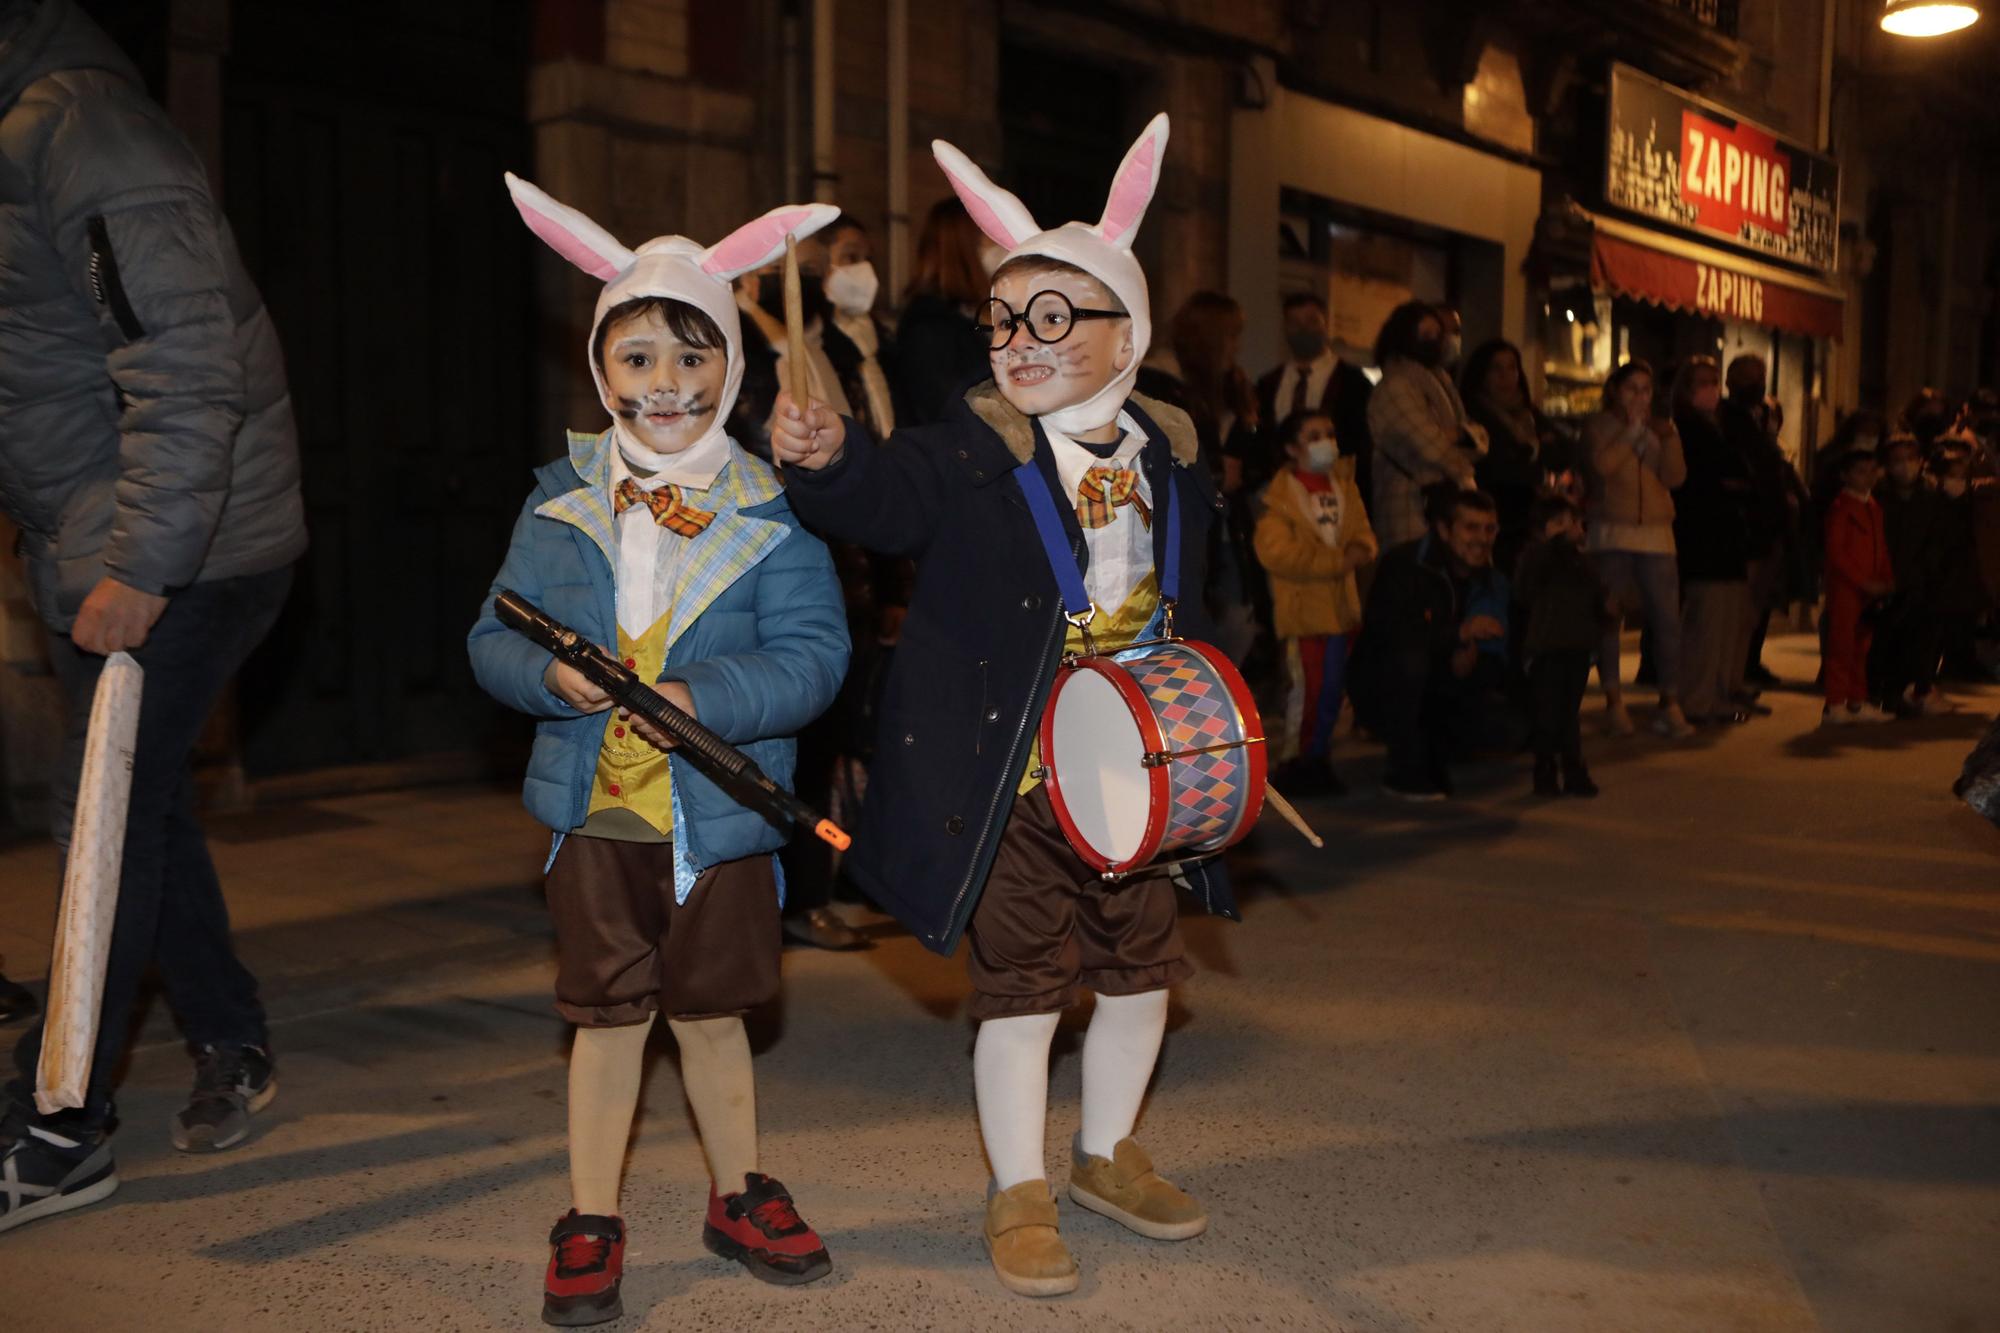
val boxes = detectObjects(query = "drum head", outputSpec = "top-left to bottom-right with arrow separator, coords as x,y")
1047,668 -> 1151,866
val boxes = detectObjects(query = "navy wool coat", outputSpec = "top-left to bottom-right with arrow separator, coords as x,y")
785,382 -> 1240,955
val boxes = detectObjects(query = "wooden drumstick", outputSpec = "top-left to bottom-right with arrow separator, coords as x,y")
1263,785 -> 1324,849
782,234 -> 811,409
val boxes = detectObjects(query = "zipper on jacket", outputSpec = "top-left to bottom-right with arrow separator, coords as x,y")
86,217 -> 146,342
974,659 -> 991,756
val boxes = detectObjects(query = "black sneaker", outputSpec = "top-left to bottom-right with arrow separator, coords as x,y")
1561,752 -> 1600,799
0,1107 -> 118,1234
1381,778 -> 1448,803
171,1043 -> 276,1153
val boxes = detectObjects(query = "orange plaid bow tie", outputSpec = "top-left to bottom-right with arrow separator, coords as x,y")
614,477 -> 716,537
1075,466 -> 1151,530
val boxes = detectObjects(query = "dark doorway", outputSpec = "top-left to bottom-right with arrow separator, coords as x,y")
223,1 -> 536,776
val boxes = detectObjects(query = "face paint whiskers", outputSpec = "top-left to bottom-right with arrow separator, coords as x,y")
616,388 -> 712,424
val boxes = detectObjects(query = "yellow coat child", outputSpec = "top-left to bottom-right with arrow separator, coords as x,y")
1253,410 -> 1376,791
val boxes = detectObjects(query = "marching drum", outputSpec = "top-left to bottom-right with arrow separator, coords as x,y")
1040,639 -> 1267,876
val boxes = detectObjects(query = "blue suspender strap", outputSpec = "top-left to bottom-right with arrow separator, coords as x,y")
1013,458 -> 1094,621
1013,449 -> 1186,626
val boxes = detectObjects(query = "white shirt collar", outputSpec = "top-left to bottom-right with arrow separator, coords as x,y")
1044,410 -> 1147,498
610,426 -> 731,495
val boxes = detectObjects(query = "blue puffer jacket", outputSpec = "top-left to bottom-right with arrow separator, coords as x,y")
468,431 -> 849,894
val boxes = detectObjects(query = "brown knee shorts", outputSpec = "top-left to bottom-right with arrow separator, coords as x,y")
965,784 -> 1192,1021
546,836 -> 781,1026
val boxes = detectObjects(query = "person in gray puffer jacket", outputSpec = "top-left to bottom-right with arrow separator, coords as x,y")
0,0 -> 304,628
0,0 -> 305,1236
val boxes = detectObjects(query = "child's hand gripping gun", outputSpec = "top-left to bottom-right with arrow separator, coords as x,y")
494,589 -> 852,852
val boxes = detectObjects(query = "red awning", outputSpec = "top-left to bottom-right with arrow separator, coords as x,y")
1588,221 -> 1844,341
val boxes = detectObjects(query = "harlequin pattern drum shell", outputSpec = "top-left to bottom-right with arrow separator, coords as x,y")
1040,639 -> 1267,876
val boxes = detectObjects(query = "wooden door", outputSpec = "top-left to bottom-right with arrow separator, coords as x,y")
222,1 -> 538,775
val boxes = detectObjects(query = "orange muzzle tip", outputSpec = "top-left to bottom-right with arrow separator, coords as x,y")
815,820 -> 852,852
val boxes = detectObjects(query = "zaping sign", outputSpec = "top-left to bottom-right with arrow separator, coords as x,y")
1605,64 -> 1838,273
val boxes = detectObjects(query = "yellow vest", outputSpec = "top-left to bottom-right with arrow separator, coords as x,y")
584,613 -> 675,837
1020,571 -> 1160,795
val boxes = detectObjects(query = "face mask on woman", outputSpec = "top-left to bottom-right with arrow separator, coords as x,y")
1303,438 -> 1338,473
824,261 -> 880,317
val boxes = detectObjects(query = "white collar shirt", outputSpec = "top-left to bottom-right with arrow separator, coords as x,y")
1275,347 -> 1339,421
1044,409 -> 1153,617
609,430 -> 730,639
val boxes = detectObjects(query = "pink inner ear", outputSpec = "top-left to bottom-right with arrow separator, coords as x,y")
702,210 -> 813,276
513,198 -> 624,281
1099,135 -> 1160,244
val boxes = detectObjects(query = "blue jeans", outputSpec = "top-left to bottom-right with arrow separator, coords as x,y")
1593,550 -> 1681,699
9,567 -> 293,1130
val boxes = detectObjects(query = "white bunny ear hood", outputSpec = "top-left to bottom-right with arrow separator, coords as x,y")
931,113 -> 1168,435
505,171 -> 839,465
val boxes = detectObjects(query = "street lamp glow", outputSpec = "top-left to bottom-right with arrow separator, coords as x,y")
1881,0 -> 1981,35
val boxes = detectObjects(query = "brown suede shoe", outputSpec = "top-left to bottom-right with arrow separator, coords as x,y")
983,1179 -> 1079,1297
1068,1135 -> 1208,1240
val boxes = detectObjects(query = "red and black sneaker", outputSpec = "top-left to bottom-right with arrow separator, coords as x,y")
701,1173 -> 833,1286
543,1210 -> 625,1326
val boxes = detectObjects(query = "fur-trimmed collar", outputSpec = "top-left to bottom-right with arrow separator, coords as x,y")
963,381 -> 1199,467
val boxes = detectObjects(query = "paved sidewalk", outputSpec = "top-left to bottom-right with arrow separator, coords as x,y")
0,782 -> 555,1002
0,635 -> 1996,1331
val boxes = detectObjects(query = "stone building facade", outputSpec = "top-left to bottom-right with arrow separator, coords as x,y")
1,0 -> 1994,824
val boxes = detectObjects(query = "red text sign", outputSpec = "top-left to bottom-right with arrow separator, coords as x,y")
1680,112 -> 1789,237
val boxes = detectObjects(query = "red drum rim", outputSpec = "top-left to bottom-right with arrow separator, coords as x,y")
1040,656 -> 1170,875
1178,639 -> 1268,855
1040,639 -> 1267,876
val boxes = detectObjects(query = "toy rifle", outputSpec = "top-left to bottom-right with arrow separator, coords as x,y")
494,590 -> 851,851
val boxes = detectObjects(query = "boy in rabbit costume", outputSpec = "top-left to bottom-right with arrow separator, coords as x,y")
774,116 -> 1232,1297
468,176 -> 850,1324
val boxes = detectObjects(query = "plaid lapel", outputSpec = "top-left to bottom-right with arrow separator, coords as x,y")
665,442 -> 791,651
533,429 -> 618,571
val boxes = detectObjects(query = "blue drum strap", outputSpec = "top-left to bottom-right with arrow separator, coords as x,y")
1013,452 -> 1181,622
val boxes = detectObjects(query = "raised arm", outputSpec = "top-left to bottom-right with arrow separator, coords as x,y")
774,390 -> 951,557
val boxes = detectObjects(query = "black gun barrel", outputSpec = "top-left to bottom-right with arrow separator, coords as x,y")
493,589 -> 850,850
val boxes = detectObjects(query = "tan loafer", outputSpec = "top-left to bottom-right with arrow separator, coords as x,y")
1068,1135 -> 1208,1241
983,1179 -> 1079,1297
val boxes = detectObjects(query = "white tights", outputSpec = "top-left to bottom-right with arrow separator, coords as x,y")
973,989 -> 1170,1187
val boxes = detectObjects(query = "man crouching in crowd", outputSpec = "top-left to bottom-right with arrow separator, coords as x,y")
1350,485 -> 1520,800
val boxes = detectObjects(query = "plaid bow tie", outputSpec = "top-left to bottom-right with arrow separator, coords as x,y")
614,477 -> 716,537
1075,466 -> 1151,530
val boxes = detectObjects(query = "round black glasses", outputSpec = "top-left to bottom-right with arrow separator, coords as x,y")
974,290 -> 1128,351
